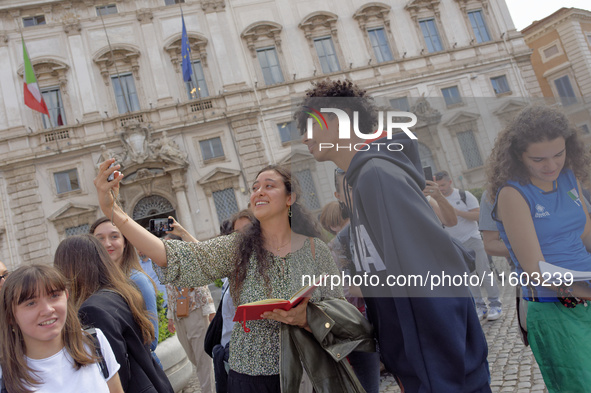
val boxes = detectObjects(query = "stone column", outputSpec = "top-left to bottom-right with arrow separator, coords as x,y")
66,21 -> 101,120
137,10 -> 173,105
170,169 -> 196,237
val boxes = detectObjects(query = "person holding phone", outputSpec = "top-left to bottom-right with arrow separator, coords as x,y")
94,162 -> 373,393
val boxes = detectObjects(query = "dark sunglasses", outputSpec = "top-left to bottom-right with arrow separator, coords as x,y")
0,272 -> 9,280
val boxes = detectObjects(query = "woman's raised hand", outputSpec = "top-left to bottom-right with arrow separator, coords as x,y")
94,159 -> 123,217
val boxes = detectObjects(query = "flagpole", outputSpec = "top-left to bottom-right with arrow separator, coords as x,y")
98,8 -> 131,114
17,20 -> 53,128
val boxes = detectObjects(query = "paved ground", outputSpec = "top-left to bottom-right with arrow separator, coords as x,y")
184,261 -> 548,392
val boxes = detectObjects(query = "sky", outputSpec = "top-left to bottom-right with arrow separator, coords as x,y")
506,0 -> 591,31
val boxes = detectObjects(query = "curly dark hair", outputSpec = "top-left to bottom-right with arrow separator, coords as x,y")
294,79 -> 377,135
486,105 -> 591,198
232,164 -> 323,300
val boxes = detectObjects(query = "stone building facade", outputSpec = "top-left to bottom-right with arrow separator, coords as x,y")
521,7 -> 591,136
0,0 -> 542,267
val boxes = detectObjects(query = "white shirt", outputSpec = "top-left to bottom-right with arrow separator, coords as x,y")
443,188 -> 481,243
0,328 -> 120,393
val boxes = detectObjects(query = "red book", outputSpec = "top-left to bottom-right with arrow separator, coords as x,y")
233,274 -> 328,332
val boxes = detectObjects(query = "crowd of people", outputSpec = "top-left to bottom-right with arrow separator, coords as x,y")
0,79 -> 589,393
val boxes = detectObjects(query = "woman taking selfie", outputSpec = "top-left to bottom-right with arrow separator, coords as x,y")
487,105 -> 591,392
53,234 -> 173,393
94,161 -> 374,393
0,264 -> 123,393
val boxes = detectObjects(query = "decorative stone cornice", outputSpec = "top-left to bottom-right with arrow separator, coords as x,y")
241,21 -> 283,58
201,0 -> 225,14
93,45 -> 141,85
136,9 -> 153,24
164,33 -> 209,72
405,0 -> 441,21
64,20 -> 81,35
353,2 -> 391,30
298,12 -> 339,48
453,0 -> 489,13
17,59 -> 70,89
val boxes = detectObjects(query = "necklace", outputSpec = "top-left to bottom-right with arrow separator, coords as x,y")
275,240 -> 290,252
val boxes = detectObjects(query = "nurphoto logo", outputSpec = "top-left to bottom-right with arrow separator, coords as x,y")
304,107 -> 418,152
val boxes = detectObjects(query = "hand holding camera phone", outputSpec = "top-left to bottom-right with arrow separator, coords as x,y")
149,218 -> 174,234
423,166 -> 433,182
107,162 -> 116,182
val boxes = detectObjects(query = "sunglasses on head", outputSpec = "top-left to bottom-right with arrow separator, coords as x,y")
0,272 -> 9,280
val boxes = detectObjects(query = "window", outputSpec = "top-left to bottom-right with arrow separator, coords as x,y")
419,19 -> 443,53
111,74 -> 140,114
96,4 -> 118,16
368,28 -> 393,63
54,169 -> 80,194
389,97 -> 410,112
277,122 -> 299,143
164,0 -> 184,5
23,15 -> 46,27
200,137 -> 224,160
490,75 -> 510,95
294,170 -> 321,210
314,37 -> 340,74
66,224 -> 90,237
185,60 -> 209,99
212,188 -> 239,223
554,75 -> 577,106
441,86 -> 462,107
468,10 -> 491,43
457,130 -> 483,169
543,45 -> 559,58
41,87 -> 66,129
256,47 -> 284,85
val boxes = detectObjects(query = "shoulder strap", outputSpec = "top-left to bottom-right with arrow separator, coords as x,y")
0,377 -> 6,393
309,237 -> 315,260
84,327 -> 109,379
459,189 -> 467,205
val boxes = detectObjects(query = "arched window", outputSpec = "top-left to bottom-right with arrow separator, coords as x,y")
133,195 -> 175,221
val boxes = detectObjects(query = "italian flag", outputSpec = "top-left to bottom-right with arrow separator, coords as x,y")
22,39 -> 49,116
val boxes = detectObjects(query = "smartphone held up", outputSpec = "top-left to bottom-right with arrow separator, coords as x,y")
149,218 -> 174,235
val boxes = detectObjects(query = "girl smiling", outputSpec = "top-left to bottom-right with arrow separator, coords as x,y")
0,264 -> 123,393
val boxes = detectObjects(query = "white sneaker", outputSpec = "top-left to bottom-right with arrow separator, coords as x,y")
487,307 -> 502,321
476,308 -> 487,321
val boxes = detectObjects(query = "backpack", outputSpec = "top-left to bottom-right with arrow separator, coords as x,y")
0,328 -> 108,392
204,286 -> 229,358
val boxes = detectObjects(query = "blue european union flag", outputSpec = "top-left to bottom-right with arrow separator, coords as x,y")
181,13 -> 192,82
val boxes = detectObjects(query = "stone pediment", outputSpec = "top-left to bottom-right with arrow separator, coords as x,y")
278,149 -> 314,166
198,167 -> 241,185
48,203 -> 97,222
493,99 -> 528,116
443,111 -> 480,127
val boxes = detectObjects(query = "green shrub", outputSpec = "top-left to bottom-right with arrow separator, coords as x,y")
157,291 -> 174,343
469,187 -> 484,203
214,278 -> 223,288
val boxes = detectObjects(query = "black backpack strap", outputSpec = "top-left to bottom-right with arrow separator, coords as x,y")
84,327 -> 109,379
459,189 -> 467,205
0,377 -> 6,393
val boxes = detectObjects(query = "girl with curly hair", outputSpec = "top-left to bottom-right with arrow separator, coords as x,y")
487,105 -> 591,392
